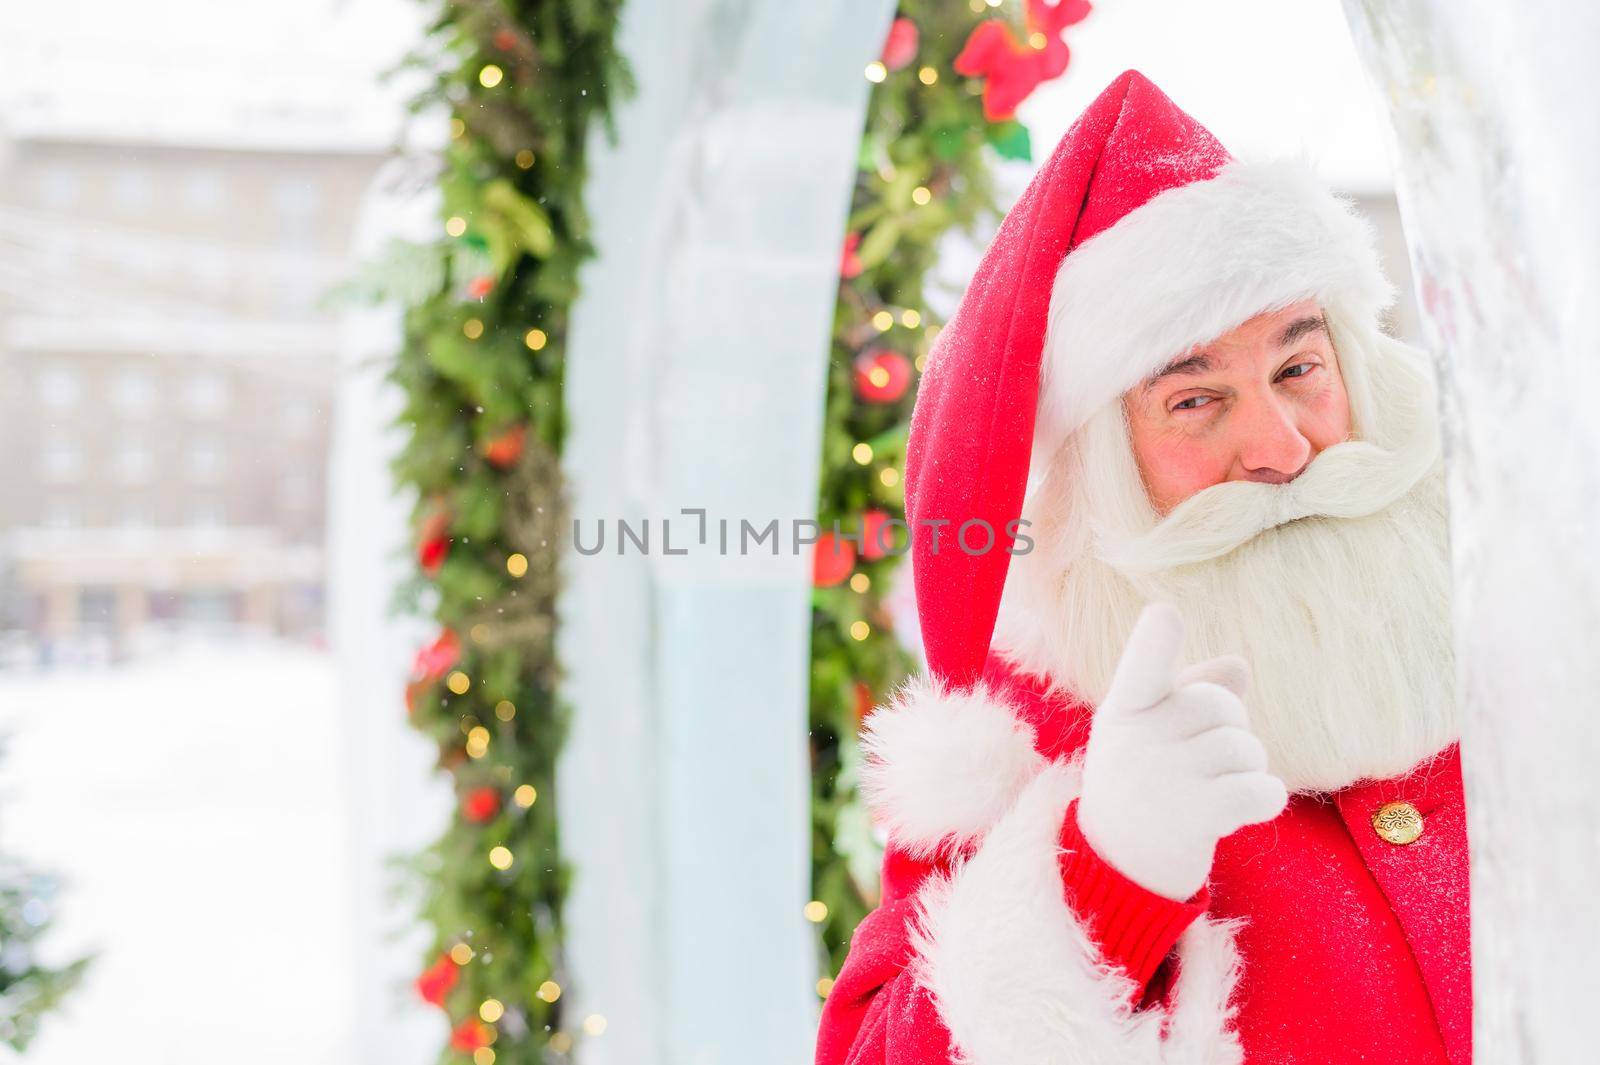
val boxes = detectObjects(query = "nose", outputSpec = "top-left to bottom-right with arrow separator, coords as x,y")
1233,390 -> 1313,485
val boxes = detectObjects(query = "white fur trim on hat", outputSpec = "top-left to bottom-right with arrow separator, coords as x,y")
907,759 -> 1247,1065
1037,157 -> 1396,449
857,673 -> 1046,860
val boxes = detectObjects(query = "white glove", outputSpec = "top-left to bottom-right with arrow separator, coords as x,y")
1076,602 -> 1289,901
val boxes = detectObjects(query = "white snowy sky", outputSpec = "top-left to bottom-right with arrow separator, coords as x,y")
1020,0 -> 1396,192
0,0 -> 426,150
0,0 -> 1393,187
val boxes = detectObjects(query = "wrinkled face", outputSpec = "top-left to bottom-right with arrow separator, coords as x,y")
1121,298 -> 1353,516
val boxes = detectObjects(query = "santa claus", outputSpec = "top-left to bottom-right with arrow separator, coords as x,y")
813,70 -> 1468,1064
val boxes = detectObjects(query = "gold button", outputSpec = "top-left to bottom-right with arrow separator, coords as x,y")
1372,801 -> 1424,845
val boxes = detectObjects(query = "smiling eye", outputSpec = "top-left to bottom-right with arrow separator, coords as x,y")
1172,395 -> 1213,411
1280,362 -> 1315,379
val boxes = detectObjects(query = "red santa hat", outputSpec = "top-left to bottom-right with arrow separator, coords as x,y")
905,68 -> 1394,689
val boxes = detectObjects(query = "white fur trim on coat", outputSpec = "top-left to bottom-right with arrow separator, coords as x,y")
908,759 -> 1246,1065
857,673 -> 1046,861
1037,157 -> 1396,449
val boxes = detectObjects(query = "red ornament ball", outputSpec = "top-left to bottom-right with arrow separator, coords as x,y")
418,536 -> 450,576
839,231 -> 864,280
462,787 -> 501,824
880,17 -> 920,72
483,423 -> 527,469
853,349 -> 912,404
415,953 -> 459,1007
853,681 -> 875,725
450,1018 -> 493,1052
812,532 -> 857,588
412,629 -> 461,684
466,275 -> 495,300
417,507 -> 452,576
861,509 -> 897,560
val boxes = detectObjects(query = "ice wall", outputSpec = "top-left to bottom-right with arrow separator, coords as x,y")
558,3 -> 895,1062
1341,2 -> 1600,1059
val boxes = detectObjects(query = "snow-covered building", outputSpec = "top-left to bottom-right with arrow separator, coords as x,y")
0,0 -> 415,663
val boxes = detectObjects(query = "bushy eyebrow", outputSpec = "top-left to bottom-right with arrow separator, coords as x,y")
1138,315 -> 1329,398
1276,314 -> 1328,349
1139,352 -> 1214,397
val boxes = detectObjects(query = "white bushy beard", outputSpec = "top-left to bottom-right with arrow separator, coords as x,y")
992,322 -> 1458,794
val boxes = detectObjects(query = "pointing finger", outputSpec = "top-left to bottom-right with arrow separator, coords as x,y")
1106,601 -> 1186,711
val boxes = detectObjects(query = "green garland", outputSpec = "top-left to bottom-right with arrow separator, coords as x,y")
809,0 -> 1054,983
388,3 -> 632,1062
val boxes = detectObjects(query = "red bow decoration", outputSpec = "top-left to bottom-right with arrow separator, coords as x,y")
955,0 -> 1092,122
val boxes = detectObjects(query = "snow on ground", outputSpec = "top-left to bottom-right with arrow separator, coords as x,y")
0,638 -> 356,1064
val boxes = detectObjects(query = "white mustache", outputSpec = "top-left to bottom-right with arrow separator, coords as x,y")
1096,344 -> 1441,575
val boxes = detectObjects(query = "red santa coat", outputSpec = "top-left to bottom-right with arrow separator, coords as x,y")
815,651 -> 1471,1065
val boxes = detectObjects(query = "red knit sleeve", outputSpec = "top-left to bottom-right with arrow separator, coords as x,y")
1056,797 -> 1210,1001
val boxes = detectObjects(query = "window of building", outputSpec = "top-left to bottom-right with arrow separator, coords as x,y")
183,373 -> 230,417
41,441 -> 82,481
39,366 -> 82,407
188,499 -> 227,528
36,164 -> 83,210
114,444 -> 153,485
113,369 -> 157,415
118,504 -> 155,530
42,498 -> 80,528
183,170 -> 228,214
188,439 -> 224,481
112,167 -> 155,214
